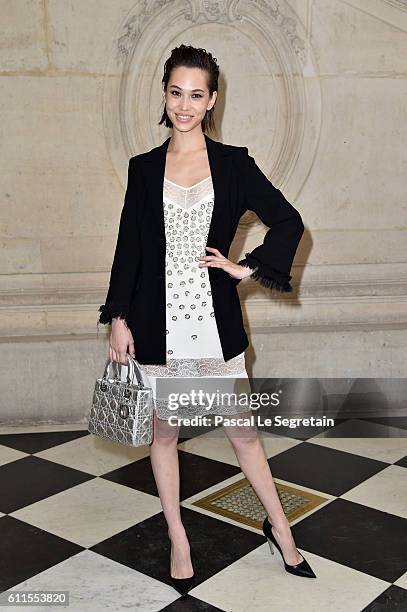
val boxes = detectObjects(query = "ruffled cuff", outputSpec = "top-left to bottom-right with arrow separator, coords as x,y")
230,259 -> 258,286
97,303 -> 130,326
237,252 -> 293,292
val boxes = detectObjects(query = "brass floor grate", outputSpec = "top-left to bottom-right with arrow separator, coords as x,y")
192,478 -> 328,529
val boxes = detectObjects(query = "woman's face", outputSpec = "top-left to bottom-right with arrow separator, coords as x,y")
163,65 -> 217,133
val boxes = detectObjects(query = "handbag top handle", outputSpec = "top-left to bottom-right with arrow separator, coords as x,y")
102,355 -> 144,388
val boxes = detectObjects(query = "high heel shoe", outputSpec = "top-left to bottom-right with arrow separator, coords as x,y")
262,517 -> 316,578
169,534 -> 195,595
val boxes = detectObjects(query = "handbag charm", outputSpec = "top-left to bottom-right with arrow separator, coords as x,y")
88,355 -> 154,447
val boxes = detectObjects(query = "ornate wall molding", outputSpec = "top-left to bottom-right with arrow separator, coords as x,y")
103,0 -> 322,231
341,0 -> 407,32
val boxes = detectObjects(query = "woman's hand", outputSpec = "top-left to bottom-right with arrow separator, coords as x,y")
198,247 -> 253,280
109,318 -> 136,365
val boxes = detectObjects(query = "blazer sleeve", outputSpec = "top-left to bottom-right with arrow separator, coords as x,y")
98,156 -> 142,326
234,147 -> 304,292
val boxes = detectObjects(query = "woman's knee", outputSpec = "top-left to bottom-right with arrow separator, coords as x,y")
225,426 -> 259,449
152,414 -> 179,446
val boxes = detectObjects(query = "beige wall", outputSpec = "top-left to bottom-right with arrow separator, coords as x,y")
1,0 -> 406,423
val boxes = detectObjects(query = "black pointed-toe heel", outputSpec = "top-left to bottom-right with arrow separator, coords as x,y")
169,536 -> 195,595
170,574 -> 195,596
262,517 -> 317,578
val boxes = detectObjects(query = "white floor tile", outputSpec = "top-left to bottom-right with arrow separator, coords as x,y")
0,444 -> 28,467
3,550 -> 178,612
394,570 -> 407,590
309,425 -> 407,464
189,542 -> 390,612
341,464 -> 407,519
11,478 -> 162,547
178,428 -> 300,466
34,433 -> 150,476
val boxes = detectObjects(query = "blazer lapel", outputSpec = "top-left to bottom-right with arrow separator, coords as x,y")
140,133 -> 233,246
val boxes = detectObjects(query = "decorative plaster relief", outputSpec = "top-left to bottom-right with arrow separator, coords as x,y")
103,0 -> 321,233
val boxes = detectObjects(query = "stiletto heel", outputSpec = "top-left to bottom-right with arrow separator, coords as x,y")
168,534 -> 195,595
266,537 -> 274,555
262,517 -> 316,578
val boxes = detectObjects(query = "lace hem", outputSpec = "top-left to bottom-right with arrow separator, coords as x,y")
141,353 -> 246,377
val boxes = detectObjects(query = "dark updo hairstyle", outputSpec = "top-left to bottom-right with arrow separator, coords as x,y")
158,44 -> 219,133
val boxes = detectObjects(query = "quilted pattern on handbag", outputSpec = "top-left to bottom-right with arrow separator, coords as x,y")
88,377 -> 153,447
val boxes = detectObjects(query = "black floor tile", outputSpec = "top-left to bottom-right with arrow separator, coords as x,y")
267,441 -> 389,496
100,456 -> 159,497
0,456 -> 94,513
394,455 -> 407,468
307,418 -> 407,439
0,430 -> 89,454
291,498 -> 407,583
361,584 -> 407,611
0,516 -> 83,591
364,417 -> 407,431
159,595 -> 226,611
101,450 -> 241,501
90,506 -> 265,587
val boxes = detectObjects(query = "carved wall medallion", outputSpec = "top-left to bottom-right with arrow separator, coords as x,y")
103,0 -> 321,234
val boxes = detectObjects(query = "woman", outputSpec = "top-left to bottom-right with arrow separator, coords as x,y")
98,45 -> 315,595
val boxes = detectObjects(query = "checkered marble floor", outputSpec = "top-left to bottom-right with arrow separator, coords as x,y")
0,418 -> 406,611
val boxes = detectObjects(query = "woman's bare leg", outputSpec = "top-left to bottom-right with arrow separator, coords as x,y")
149,411 -> 193,578
222,411 -> 303,565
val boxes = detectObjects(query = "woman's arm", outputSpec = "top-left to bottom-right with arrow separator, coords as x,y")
233,147 -> 304,292
98,156 -> 142,326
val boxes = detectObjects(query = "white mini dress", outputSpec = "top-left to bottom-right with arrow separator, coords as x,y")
137,175 -> 251,421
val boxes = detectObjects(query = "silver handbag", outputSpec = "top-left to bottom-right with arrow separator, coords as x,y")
88,354 -> 154,447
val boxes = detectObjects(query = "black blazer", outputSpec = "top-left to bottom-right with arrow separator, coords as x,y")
98,133 -> 304,364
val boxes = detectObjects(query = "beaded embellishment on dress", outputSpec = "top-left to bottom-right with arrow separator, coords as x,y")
137,176 -> 251,420
161,175 -> 223,359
